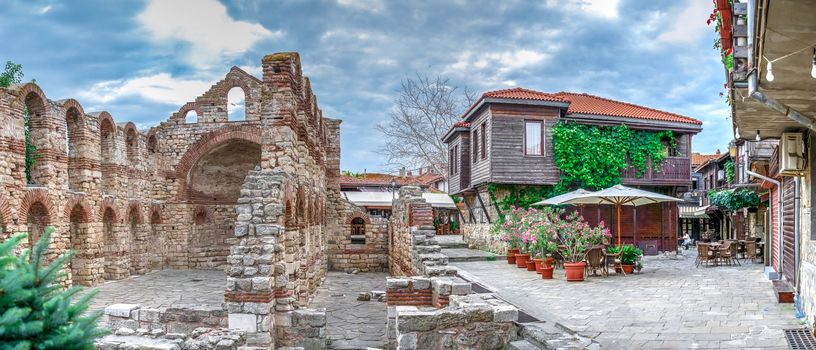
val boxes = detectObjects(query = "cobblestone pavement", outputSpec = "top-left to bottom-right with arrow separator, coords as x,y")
86,269 -> 226,313
309,272 -> 388,349
453,250 -> 802,349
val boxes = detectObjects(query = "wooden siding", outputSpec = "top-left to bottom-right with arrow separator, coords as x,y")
448,136 -> 461,194
567,202 -> 676,252
621,157 -> 693,186
447,132 -> 471,194
469,109 -> 492,186
488,104 -> 560,185
782,177 -> 796,283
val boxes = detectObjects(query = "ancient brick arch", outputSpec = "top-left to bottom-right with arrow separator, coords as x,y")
19,189 -> 55,224
174,125 -> 262,201
346,210 -> 371,225
99,197 -> 120,223
0,193 -> 11,228
193,205 -> 212,225
59,98 -> 86,118
13,82 -> 49,115
149,203 -> 163,224
127,201 -> 144,224
176,102 -> 202,123
96,111 -> 115,132
64,195 -> 93,223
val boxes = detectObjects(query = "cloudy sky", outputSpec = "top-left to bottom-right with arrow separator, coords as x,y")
1,0 -> 730,172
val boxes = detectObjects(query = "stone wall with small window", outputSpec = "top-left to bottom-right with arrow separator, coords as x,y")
326,200 -> 389,272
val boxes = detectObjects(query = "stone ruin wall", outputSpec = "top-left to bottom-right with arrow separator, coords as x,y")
0,52 -> 341,296
327,200 -> 389,272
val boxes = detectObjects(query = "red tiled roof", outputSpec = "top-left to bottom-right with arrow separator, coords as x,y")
340,172 -> 444,188
553,92 -> 702,125
452,121 -> 470,127
691,152 -> 721,167
483,87 -> 568,103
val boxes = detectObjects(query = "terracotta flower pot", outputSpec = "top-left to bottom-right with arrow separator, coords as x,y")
544,257 -> 555,269
541,266 -> 554,279
515,253 -> 530,268
526,260 -> 536,271
622,264 -> 635,274
533,258 -> 544,274
506,248 -> 519,264
564,262 -> 587,282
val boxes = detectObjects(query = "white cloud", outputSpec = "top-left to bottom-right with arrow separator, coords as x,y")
39,5 -> 52,14
657,0 -> 712,44
79,73 -> 212,106
136,0 -> 283,70
336,0 -> 385,12
448,49 -> 549,75
545,0 -> 620,20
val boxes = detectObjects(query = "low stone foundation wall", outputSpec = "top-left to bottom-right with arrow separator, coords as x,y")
104,303 -> 227,334
392,294 -> 519,350
386,276 -> 471,309
462,223 -> 504,254
96,327 -> 245,350
274,309 -> 328,350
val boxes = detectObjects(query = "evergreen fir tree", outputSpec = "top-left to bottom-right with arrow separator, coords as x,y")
0,227 -> 107,349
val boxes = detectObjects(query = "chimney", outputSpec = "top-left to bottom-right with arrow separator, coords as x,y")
407,170 -> 413,177
716,149 -> 721,154
399,167 -> 406,177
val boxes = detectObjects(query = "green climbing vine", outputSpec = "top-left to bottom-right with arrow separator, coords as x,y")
723,160 -> 735,183
708,188 -> 759,211
552,122 -> 675,191
0,61 -> 39,184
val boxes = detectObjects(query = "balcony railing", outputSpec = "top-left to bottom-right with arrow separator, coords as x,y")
621,157 -> 691,184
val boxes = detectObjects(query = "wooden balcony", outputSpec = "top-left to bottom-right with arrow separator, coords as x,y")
621,157 -> 691,186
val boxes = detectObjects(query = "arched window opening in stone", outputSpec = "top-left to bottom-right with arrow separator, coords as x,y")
149,210 -> 164,270
186,139 -> 261,203
68,204 -> 91,286
23,92 -> 48,185
147,135 -> 157,154
285,200 -> 296,228
350,217 -> 366,245
227,86 -> 246,121
65,107 -> 83,190
126,128 -> 138,164
26,201 -> 50,246
128,206 -> 140,249
102,207 -> 117,281
194,208 -> 209,225
185,110 -> 198,124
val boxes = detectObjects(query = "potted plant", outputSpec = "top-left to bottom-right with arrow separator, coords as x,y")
450,220 -> 460,235
606,245 -> 622,273
547,209 -> 610,282
531,222 -> 558,279
499,227 -> 521,264
516,233 -> 532,269
620,244 -> 643,274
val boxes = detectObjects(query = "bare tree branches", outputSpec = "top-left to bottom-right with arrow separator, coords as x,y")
376,73 -> 475,174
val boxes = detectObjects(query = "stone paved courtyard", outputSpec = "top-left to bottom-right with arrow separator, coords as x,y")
87,269 -> 226,313
309,272 -> 388,350
453,249 -> 802,349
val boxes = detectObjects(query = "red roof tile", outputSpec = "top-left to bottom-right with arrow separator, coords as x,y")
340,172 -> 444,188
483,87 -> 567,103
691,152 -> 722,167
452,121 -> 470,127
553,92 -> 702,125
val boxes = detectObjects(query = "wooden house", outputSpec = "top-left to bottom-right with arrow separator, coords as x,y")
442,88 -> 703,252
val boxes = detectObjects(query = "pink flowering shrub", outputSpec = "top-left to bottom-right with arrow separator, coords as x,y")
497,206 -> 611,262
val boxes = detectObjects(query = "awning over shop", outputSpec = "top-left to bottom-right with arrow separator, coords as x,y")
341,191 -> 456,209
679,205 -> 710,219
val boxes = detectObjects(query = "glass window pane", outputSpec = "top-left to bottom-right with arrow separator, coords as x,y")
525,121 -> 542,155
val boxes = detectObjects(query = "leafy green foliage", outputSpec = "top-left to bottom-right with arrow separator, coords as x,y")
486,183 -> 557,224
620,244 -> 643,265
723,160 -> 735,183
708,188 -> 760,211
552,122 -> 675,191
0,227 -> 107,349
341,170 -> 363,178
0,61 -> 39,184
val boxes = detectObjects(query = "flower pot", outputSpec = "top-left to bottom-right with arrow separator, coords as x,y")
525,260 -> 536,271
506,248 -> 519,264
541,266 -> 554,279
622,264 -> 635,274
533,258 -> 544,274
515,253 -> 530,268
564,262 -> 587,282
544,257 -> 554,269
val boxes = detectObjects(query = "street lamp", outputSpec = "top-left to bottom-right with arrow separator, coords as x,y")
391,178 -> 397,200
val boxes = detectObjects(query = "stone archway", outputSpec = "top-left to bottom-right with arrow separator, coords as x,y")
67,201 -> 93,286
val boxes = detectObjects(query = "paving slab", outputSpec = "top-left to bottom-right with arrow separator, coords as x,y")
441,247 -> 497,262
309,272 -> 388,349
453,249 -> 801,350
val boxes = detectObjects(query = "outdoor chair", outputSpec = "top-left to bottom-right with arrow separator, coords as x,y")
603,248 -> 623,276
743,240 -> 757,263
585,246 -> 606,277
696,243 -> 714,267
717,241 -> 737,266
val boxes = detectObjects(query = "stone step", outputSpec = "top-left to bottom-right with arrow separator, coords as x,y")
773,280 -> 794,303
418,253 -> 449,265
505,340 -> 542,350
423,265 -> 458,277
442,248 -> 497,262
415,245 -> 442,254
519,322 -> 600,350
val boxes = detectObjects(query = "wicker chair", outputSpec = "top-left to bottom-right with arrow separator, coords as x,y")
696,243 -> 714,267
744,240 -> 757,263
585,246 -> 606,277
717,241 -> 737,266
604,248 -> 623,276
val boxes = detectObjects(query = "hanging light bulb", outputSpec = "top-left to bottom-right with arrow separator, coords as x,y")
811,48 -> 816,79
735,127 -> 741,139
755,130 -> 761,141
766,60 -> 775,82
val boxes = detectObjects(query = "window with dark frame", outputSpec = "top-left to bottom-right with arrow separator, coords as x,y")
473,129 -> 479,162
449,147 -> 454,175
524,120 -> 544,156
480,123 -> 486,159
455,145 -> 459,175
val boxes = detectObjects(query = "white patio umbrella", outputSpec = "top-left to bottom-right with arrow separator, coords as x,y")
530,188 -> 592,206
558,184 -> 682,246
